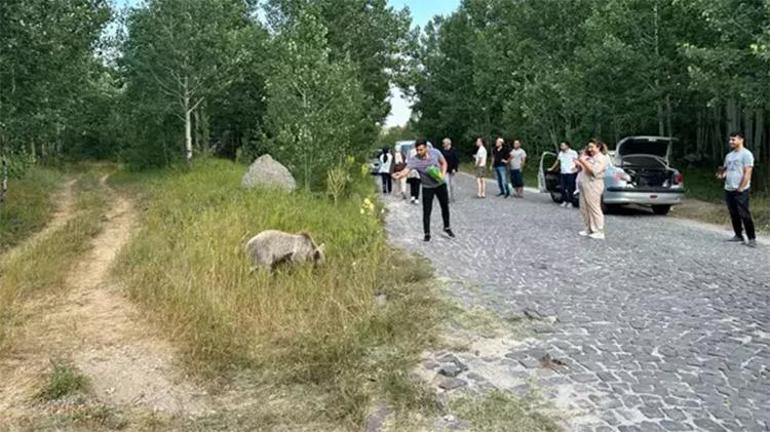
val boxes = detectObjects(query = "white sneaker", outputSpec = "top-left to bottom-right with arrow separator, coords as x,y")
560,202 -> 568,208
566,203 -> 574,209
579,230 -> 590,237
589,232 -> 605,240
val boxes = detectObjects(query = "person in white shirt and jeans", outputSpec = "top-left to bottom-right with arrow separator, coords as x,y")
548,141 -> 579,208
717,132 -> 757,248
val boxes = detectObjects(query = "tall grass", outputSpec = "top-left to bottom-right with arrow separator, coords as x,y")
0,166 -> 64,253
111,158 -> 440,426
0,172 -> 108,352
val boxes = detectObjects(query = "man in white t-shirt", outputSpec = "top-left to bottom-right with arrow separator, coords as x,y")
717,132 -> 756,247
508,139 -> 527,198
548,141 -> 579,208
474,137 -> 488,198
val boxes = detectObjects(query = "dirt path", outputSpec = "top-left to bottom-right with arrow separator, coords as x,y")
0,177 -> 213,429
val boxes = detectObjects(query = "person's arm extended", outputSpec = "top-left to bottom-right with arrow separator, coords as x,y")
392,167 -> 409,179
548,160 -> 559,172
738,166 -> 753,192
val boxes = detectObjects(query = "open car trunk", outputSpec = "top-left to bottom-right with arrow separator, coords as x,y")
615,137 -> 675,188
620,155 -> 675,187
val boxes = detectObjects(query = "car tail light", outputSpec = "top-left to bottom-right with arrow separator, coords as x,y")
673,172 -> 684,185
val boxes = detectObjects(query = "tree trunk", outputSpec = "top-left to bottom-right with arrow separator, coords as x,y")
183,77 -> 193,165
657,102 -> 665,136
744,109 -> 754,150
753,109 -> 763,162
199,105 -> 209,153
713,105 -> 723,162
726,97 -> 739,138
193,108 -> 199,151
696,110 -> 705,156
666,94 -> 672,138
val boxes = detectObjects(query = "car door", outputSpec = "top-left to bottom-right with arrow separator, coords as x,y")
538,152 -> 560,195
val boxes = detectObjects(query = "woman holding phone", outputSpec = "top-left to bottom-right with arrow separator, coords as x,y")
576,139 -> 609,240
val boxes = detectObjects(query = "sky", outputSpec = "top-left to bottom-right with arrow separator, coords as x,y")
385,0 -> 460,128
114,0 -> 462,127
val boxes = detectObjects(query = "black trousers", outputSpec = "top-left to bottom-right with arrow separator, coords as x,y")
422,183 -> 450,235
726,190 -> 756,240
407,178 -> 420,199
380,173 -> 392,193
560,173 -> 577,204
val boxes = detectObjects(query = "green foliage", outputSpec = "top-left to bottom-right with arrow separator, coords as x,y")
326,156 -> 359,205
37,359 -> 90,401
262,10 -> 367,190
0,0 -> 111,157
119,0 -> 260,166
410,0 -> 770,190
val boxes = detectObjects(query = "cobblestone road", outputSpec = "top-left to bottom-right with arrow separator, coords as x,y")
385,173 -> 770,432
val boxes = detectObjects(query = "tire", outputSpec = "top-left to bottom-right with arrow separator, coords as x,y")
550,192 -> 563,203
652,205 -> 671,215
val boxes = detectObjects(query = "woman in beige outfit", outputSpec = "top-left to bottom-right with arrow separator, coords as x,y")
576,139 -> 609,240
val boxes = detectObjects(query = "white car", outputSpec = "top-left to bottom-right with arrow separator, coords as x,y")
538,136 -> 685,215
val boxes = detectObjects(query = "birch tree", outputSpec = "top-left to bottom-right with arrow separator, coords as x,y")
121,0 -> 254,164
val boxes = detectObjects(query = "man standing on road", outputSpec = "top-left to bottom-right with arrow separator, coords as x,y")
717,132 -> 757,248
441,138 -> 460,202
509,139 -> 527,198
393,139 -> 455,242
474,137 -> 488,198
549,141 -> 579,208
492,137 -> 511,198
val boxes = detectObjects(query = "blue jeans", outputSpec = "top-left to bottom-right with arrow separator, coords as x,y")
494,166 -> 510,196
560,173 -> 577,204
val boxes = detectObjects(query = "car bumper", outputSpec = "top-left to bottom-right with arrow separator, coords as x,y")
603,188 -> 685,205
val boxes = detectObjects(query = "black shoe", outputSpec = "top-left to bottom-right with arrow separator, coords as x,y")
496,193 -> 504,197
746,239 -> 758,248
444,228 -> 455,238
424,234 -> 431,242
727,235 -> 744,242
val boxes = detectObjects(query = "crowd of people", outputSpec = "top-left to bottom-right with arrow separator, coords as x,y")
377,133 -> 757,246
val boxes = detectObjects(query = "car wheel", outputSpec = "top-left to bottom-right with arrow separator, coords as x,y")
550,192 -> 563,203
652,205 -> 671,215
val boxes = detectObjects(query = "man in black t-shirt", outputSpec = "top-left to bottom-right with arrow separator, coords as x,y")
441,138 -> 460,202
492,137 -> 511,198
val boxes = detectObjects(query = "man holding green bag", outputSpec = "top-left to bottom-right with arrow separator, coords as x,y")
393,139 -> 454,242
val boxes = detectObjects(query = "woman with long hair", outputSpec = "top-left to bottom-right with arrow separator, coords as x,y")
576,138 -> 609,239
378,147 -> 393,194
